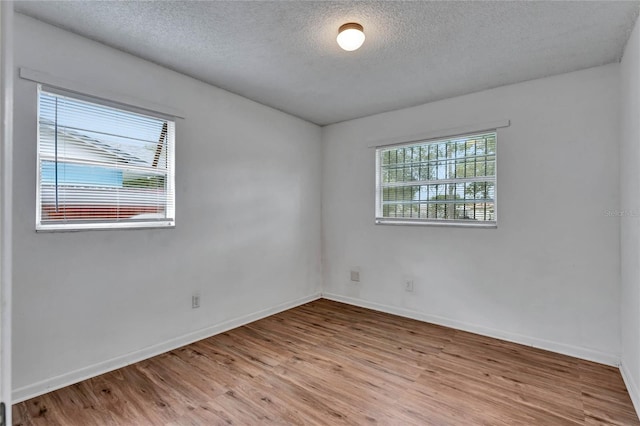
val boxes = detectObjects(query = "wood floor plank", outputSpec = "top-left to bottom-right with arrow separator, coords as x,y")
12,300 -> 639,425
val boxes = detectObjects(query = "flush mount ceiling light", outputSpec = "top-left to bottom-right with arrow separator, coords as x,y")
337,22 -> 365,51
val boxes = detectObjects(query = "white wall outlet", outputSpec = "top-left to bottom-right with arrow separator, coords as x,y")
192,293 -> 200,309
350,266 -> 361,282
404,279 -> 414,292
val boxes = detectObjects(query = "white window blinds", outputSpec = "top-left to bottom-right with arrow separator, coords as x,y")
375,132 -> 497,226
36,86 -> 176,230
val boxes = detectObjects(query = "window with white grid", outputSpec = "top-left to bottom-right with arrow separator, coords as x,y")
375,132 -> 497,226
36,85 -> 175,231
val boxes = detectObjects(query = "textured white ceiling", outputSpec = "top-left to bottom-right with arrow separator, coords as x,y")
15,1 -> 640,125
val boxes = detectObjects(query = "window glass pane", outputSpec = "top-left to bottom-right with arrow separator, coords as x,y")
377,132 -> 496,225
37,87 -> 175,230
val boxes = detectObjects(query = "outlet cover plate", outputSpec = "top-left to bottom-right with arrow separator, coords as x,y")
404,279 -> 414,292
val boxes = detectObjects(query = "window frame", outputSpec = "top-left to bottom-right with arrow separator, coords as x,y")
374,131 -> 498,228
35,85 -> 176,232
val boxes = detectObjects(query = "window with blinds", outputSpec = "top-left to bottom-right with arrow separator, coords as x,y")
36,86 -> 175,230
375,132 -> 497,226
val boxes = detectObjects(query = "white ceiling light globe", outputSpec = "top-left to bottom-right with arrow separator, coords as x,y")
337,23 -> 365,51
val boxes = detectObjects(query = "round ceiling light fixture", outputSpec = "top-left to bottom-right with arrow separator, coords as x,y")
337,22 -> 365,51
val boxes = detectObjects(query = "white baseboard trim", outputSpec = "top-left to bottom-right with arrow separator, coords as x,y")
13,292 -> 322,403
621,361 -> 640,420
322,293 -> 620,367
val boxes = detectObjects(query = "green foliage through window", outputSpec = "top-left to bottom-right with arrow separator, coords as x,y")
376,132 -> 497,224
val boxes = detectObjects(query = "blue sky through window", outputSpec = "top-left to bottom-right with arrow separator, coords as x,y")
39,91 -> 167,166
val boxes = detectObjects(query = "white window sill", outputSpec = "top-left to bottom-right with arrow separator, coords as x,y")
36,221 -> 175,232
375,218 -> 497,228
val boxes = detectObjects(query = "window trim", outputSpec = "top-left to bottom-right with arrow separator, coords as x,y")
35,85 -> 176,232
374,130 -> 498,228
20,67 -> 184,119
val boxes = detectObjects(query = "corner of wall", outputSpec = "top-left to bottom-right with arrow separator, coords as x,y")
622,361 -> 640,419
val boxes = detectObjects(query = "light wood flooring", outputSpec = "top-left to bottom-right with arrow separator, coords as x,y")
12,299 -> 640,425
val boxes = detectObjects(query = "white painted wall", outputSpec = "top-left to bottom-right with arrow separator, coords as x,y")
322,64 -> 621,365
620,15 -> 640,414
0,2 -> 13,423
12,14 -> 322,400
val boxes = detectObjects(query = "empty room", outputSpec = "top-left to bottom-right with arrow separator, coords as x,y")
1,0 -> 640,424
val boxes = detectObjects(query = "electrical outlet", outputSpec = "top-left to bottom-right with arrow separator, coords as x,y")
350,270 -> 360,282
192,293 -> 200,309
404,279 -> 414,292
